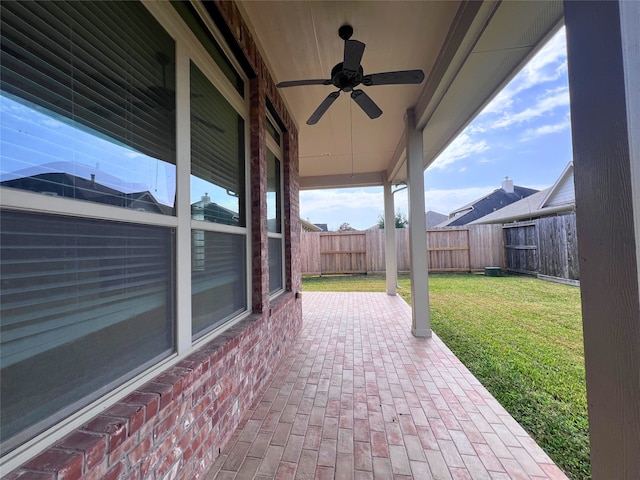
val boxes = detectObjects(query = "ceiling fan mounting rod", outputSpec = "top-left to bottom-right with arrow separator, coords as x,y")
338,24 -> 354,41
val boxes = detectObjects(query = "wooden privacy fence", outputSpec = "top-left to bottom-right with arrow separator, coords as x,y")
504,214 -> 579,283
301,225 -> 504,275
319,232 -> 367,274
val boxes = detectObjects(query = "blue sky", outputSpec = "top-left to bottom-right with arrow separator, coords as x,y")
300,28 -> 573,231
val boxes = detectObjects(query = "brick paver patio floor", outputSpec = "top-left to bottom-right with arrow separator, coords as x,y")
206,292 -> 568,479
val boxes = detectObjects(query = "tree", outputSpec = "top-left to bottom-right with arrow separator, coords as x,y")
377,211 -> 408,229
338,222 -> 356,232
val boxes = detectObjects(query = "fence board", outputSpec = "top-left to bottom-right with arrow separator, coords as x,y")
469,224 -> 505,269
301,225 -> 504,275
319,232 -> 366,274
427,228 -> 470,271
300,230 -> 321,274
537,215 -> 579,281
366,229 -> 385,273
504,222 -> 538,274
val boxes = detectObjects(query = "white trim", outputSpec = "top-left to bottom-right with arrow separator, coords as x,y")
0,188 -> 178,228
144,2 -> 247,119
190,219 -> 248,235
267,141 -> 286,297
189,0 -> 250,95
300,171 -> 385,190
243,93 -> 252,320
175,40 -> 193,355
266,135 -> 282,159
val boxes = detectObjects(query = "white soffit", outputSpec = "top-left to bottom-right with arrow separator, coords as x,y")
237,1 -> 563,189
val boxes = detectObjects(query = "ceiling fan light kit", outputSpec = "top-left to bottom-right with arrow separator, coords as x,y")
276,24 -> 425,125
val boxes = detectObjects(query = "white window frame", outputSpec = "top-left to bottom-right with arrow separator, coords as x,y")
266,112 -> 285,298
1,1 -> 251,472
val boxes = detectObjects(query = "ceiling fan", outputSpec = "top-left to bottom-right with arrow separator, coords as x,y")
276,24 -> 425,125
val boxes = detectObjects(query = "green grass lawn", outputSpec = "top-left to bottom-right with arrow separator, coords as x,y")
302,273 -> 589,480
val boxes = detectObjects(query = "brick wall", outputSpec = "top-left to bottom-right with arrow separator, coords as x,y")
4,1 -> 302,479
8,301 -> 302,480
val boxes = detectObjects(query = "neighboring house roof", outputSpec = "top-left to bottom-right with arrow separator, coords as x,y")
301,219 -> 322,232
435,177 -> 539,227
470,163 -> 575,225
426,211 -> 447,228
314,223 -> 328,232
1,172 -> 172,214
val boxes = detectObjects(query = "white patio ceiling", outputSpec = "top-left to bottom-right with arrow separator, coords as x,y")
237,0 -> 564,190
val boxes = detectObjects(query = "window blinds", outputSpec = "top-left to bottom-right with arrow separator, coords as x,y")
0,1 -> 176,165
190,62 -> 245,221
0,210 -> 174,453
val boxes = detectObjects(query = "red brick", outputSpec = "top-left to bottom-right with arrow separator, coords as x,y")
140,449 -> 160,479
82,416 -> 127,453
122,392 -> 160,422
128,436 -> 153,466
137,382 -> 173,410
23,449 -> 83,480
108,433 -> 139,465
102,461 -> 124,480
155,447 -> 183,479
57,430 -> 107,471
153,403 -> 185,442
155,373 -> 184,400
75,460 -> 107,480
105,403 -> 145,436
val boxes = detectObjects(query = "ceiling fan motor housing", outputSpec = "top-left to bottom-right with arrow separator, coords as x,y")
331,63 -> 363,92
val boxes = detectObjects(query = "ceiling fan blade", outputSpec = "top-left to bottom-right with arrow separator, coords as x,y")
362,70 -> 425,86
307,91 -> 340,125
277,79 -> 332,88
351,89 -> 382,119
343,40 -> 365,73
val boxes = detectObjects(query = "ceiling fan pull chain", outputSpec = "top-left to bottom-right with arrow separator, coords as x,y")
350,97 -> 354,179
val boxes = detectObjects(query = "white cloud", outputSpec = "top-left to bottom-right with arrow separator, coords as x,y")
300,188 -> 385,229
41,118 -> 63,128
521,116 -> 571,141
430,133 -> 490,170
478,27 -> 567,117
486,86 -> 569,130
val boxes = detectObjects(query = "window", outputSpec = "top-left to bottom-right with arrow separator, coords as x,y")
190,61 -> 247,336
0,1 -> 177,213
190,62 -> 245,227
0,1 -> 178,454
267,114 -> 284,294
192,230 -> 246,336
171,1 -> 244,96
0,0 -> 250,459
0,211 -> 174,454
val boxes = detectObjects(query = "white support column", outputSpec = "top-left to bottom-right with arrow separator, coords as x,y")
175,41 -> 192,354
405,109 -> 430,337
565,0 -> 640,477
384,181 -> 397,296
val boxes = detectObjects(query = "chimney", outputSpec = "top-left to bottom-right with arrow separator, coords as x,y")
502,176 -> 514,193
90,173 -> 96,186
